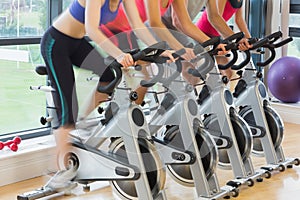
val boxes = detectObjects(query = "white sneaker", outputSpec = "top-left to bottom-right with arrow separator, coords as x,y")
45,168 -> 77,192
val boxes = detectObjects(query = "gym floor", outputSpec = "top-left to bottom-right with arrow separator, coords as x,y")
1,123 -> 300,200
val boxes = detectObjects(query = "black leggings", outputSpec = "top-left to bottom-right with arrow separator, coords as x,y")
40,26 -> 114,127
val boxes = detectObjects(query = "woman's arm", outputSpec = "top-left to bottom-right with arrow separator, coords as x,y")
171,0 -> 228,54
85,0 -> 123,58
122,0 -> 158,46
172,0 -> 211,43
235,7 -> 251,38
234,6 -> 252,50
206,0 -> 234,38
171,0 -> 234,39
171,0 -> 186,32
123,0 -> 175,61
143,0 -> 185,50
85,0 -> 133,66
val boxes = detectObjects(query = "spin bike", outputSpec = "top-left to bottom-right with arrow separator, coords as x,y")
17,42 -> 171,200
186,32 -> 271,188
232,31 -> 300,173
145,37 -> 239,199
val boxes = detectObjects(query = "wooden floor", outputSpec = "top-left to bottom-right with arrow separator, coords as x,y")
1,123 -> 300,200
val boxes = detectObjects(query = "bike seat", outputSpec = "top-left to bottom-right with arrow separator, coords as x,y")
35,65 -> 48,75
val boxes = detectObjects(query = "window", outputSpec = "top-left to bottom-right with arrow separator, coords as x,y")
0,0 -> 100,137
63,0 -> 73,10
0,0 -> 47,38
0,44 -> 46,134
0,0 -> 48,135
288,1 -> 300,57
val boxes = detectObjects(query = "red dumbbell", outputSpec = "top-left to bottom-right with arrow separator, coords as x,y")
0,136 -> 22,152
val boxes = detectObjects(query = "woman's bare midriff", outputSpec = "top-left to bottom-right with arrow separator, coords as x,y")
52,10 -> 86,39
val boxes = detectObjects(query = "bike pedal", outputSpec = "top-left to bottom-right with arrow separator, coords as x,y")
17,182 -> 77,200
17,187 -> 56,200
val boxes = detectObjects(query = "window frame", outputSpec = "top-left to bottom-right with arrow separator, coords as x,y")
289,0 -> 300,38
0,0 -> 62,140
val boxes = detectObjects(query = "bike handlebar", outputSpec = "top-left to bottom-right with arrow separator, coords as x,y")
217,43 -> 239,70
97,41 -> 168,94
214,32 -> 244,70
226,31 -> 293,69
188,37 -> 223,79
140,48 -> 186,87
274,37 -> 293,48
257,37 -> 293,67
201,36 -> 221,52
256,47 -> 276,67
265,31 -> 282,44
250,37 -> 269,50
188,34 -> 242,78
224,32 -> 245,43
231,37 -> 270,70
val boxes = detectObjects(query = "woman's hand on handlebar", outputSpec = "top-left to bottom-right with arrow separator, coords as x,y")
117,53 -> 136,68
181,47 -> 196,61
216,44 -> 230,55
238,38 -> 253,51
160,50 -> 176,63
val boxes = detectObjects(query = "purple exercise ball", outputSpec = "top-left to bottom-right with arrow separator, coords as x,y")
267,56 -> 300,103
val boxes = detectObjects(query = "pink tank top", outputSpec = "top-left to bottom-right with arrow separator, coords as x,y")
196,1 -> 239,37
100,0 -> 174,33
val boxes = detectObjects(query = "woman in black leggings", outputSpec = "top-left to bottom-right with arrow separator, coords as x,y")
40,0 -> 174,190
